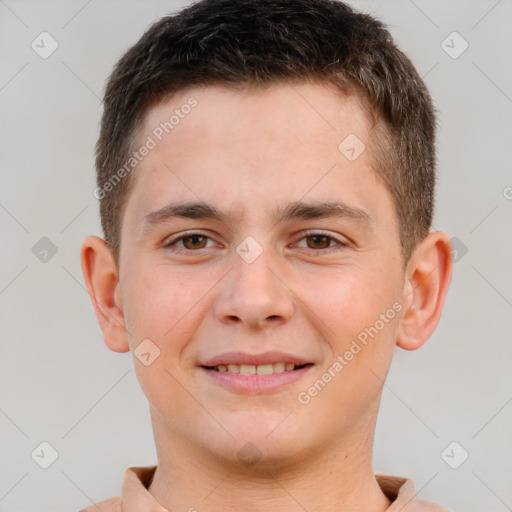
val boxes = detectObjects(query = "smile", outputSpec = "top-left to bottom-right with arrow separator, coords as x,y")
200,363 -> 314,393
203,362 -> 310,375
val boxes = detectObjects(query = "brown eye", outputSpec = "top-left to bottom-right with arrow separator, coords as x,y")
305,234 -> 332,249
163,232 -> 218,254
295,231 -> 347,252
181,234 -> 208,249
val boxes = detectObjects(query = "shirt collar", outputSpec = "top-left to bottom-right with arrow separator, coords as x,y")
121,465 -> 418,512
122,466 -> 169,512
376,474 -> 416,511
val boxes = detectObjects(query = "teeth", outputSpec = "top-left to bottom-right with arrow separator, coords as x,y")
211,362 -> 303,374
273,362 -> 285,373
240,364 -> 256,375
256,364 -> 273,375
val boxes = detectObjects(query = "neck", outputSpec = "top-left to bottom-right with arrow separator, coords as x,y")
147,413 -> 390,512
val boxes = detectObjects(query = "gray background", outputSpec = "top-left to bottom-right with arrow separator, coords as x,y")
1,1 -> 511,511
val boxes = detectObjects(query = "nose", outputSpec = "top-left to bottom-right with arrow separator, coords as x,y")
212,246 -> 295,330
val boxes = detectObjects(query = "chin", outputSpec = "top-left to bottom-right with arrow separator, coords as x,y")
204,414 -> 311,468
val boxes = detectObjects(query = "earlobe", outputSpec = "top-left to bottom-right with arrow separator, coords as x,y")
396,231 -> 453,351
80,236 -> 130,353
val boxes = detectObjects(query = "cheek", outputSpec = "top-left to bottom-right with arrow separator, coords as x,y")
123,263 -> 193,336
308,266 -> 402,393
292,271 -> 402,434
312,266 -> 400,340
120,265 -> 203,413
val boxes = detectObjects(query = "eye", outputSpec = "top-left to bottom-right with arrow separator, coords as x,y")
164,232 -> 217,252
295,231 -> 347,251
163,230 -> 348,254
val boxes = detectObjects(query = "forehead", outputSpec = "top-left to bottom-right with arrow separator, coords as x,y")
140,80 -> 373,154
122,81 -> 394,234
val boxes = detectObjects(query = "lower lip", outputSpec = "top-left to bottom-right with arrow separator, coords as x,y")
199,365 -> 314,393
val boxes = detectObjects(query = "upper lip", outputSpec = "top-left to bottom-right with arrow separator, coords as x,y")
201,351 -> 313,367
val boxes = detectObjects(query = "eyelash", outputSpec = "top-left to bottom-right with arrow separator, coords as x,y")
163,230 -> 348,254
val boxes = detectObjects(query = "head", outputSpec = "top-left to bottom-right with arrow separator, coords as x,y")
82,0 -> 452,471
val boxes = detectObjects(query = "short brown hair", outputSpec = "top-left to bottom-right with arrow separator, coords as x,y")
95,0 -> 436,266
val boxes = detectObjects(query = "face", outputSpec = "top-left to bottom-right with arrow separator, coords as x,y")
117,82 -> 407,468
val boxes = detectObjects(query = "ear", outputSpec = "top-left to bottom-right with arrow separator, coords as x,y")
396,230 -> 453,351
80,235 -> 130,353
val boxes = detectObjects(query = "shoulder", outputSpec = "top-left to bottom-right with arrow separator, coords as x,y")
77,496 -> 122,512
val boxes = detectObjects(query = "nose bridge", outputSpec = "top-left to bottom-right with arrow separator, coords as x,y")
214,240 -> 294,328
235,245 -> 276,294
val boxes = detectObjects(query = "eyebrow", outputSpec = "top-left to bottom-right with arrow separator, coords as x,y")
142,200 -> 374,232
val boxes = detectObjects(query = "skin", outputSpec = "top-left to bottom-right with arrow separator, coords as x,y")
81,81 -> 452,512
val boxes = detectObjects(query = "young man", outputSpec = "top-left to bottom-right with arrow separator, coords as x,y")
80,0 -> 453,510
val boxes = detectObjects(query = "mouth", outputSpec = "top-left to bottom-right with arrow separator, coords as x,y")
199,362 -> 314,393
201,362 -> 312,374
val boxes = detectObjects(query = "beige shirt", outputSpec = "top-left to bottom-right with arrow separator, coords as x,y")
78,466 -> 451,512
